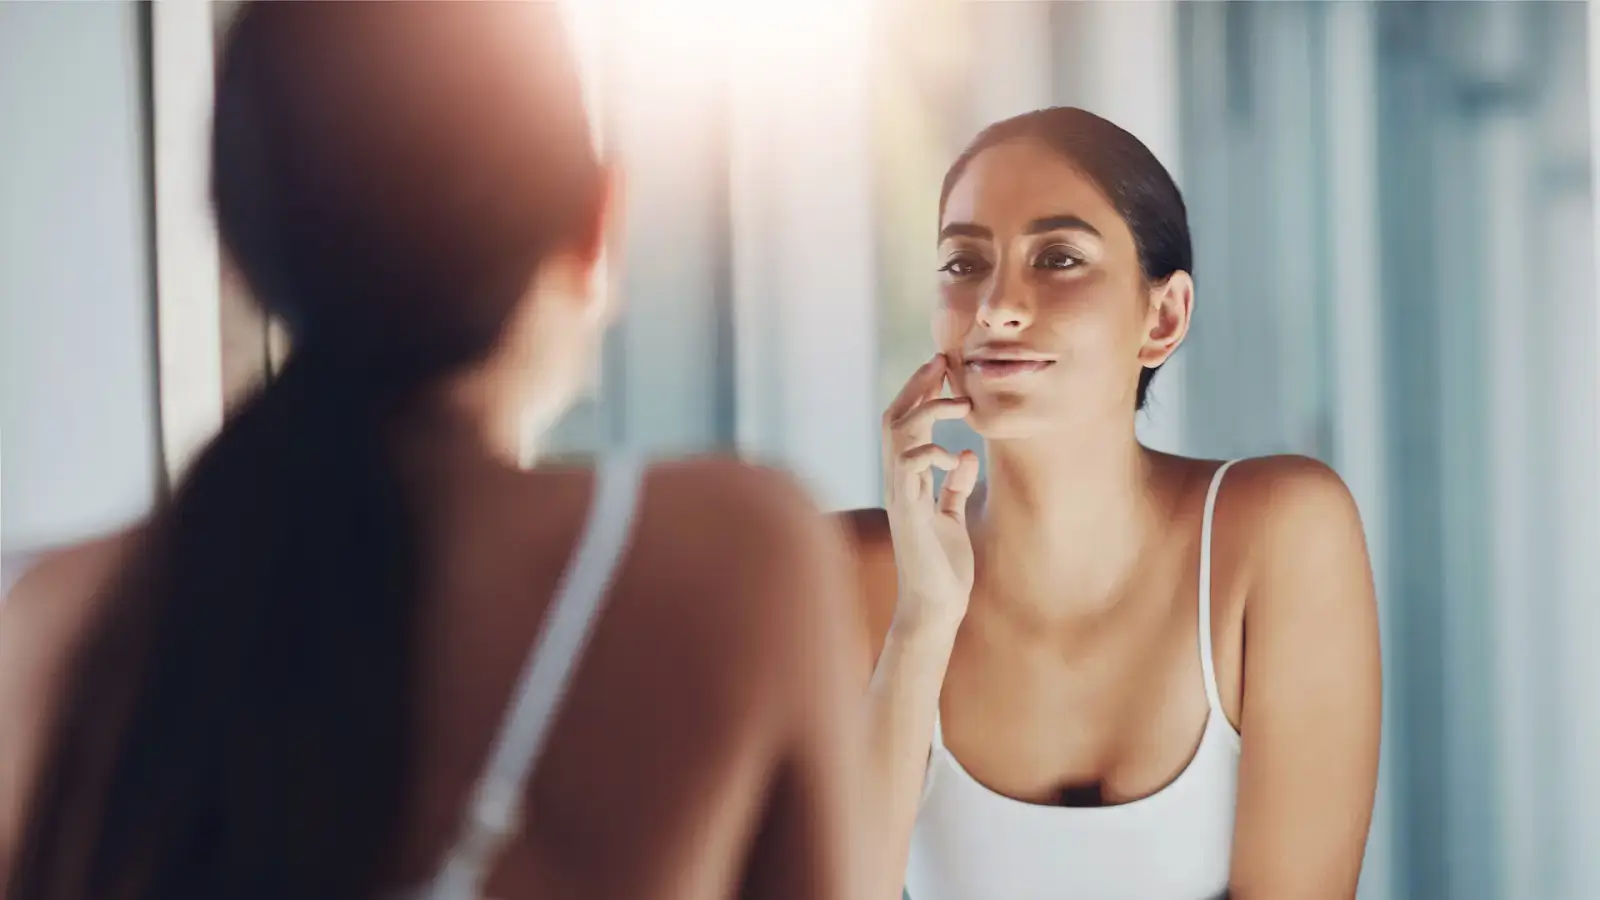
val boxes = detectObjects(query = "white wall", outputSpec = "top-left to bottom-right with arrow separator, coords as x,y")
0,2 -> 160,562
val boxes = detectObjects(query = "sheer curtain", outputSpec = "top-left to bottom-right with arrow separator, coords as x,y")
1180,4 -> 1597,898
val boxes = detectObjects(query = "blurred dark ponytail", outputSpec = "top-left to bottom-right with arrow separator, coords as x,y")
5,4 -> 600,899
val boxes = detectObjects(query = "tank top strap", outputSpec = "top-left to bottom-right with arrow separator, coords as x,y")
1198,459 -> 1240,734
422,451 -> 648,900
922,711 -> 947,807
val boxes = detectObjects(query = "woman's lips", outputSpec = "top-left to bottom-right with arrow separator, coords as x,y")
964,359 -> 1055,379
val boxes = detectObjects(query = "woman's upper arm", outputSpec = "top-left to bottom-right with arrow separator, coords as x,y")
1229,458 -> 1382,899
725,473 -> 874,900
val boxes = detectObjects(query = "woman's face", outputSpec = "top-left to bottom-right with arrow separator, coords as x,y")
935,138 -> 1190,439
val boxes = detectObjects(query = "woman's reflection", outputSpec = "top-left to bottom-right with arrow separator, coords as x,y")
843,106 -> 1382,900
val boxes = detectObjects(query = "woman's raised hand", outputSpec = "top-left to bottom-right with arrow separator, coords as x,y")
880,355 -> 981,633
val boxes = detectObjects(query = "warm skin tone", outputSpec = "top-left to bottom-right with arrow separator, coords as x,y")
0,173 -> 872,899
845,137 -> 1382,899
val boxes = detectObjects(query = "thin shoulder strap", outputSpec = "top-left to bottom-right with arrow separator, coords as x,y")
1198,459 -> 1239,727
424,453 -> 648,900
921,712 -> 946,807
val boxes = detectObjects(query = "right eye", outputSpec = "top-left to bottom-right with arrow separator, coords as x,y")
938,255 -> 987,278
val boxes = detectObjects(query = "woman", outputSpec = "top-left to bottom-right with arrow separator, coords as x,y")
0,4 -> 867,899
849,107 -> 1381,899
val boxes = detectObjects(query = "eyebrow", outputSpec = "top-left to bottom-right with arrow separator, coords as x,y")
938,214 -> 1102,243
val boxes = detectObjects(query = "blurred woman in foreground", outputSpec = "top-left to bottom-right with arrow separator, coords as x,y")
0,4 -> 867,899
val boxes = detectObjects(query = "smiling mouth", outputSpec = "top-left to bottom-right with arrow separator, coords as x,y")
964,359 -> 1056,378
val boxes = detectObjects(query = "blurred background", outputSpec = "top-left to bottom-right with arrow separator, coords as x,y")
2,1 -> 1597,898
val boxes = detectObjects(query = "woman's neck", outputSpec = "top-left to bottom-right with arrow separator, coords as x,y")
401,369 -> 527,475
974,425 -> 1176,622
432,343 -> 562,469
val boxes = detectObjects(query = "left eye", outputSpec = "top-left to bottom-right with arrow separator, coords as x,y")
1035,247 -> 1081,270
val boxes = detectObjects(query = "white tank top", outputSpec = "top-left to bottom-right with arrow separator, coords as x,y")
904,460 -> 1242,900
406,452 -> 646,900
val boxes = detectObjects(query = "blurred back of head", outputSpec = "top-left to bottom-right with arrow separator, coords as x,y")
214,0 -> 602,379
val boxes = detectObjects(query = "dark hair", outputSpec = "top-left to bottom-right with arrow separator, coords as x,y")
7,4 -> 600,899
940,106 -> 1192,411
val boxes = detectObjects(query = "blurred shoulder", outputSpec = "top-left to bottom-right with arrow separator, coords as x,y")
526,453 -> 831,559
641,455 -> 838,553
624,456 -> 852,618
1,528 -> 140,652
0,527 -> 141,848
598,454 -> 870,690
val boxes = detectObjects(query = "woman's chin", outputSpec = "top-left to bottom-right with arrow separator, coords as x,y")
965,400 -> 1053,440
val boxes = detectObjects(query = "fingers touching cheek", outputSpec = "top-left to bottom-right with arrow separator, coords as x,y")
930,309 -> 971,398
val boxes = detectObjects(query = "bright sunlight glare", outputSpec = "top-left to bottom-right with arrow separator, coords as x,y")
558,0 -> 874,101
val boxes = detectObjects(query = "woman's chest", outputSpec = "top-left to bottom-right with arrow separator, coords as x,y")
938,607 -> 1210,806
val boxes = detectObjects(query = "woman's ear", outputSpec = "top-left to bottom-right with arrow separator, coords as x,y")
542,163 -> 623,324
585,164 -> 624,324
1138,271 -> 1193,368
581,163 -> 623,266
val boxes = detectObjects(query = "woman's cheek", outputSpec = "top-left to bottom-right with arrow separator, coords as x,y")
931,299 -> 968,352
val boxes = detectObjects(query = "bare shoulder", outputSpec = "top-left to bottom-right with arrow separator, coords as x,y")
1214,455 -> 1372,605
1223,454 -> 1357,506
619,457 -> 861,657
539,456 -> 869,797
1220,455 -> 1365,550
643,456 -> 846,569
508,458 -> 869,885
0,527 -> 140,855
1,528 -> 139,679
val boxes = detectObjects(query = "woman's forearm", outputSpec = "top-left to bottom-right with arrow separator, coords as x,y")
864,614 -> 960,900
